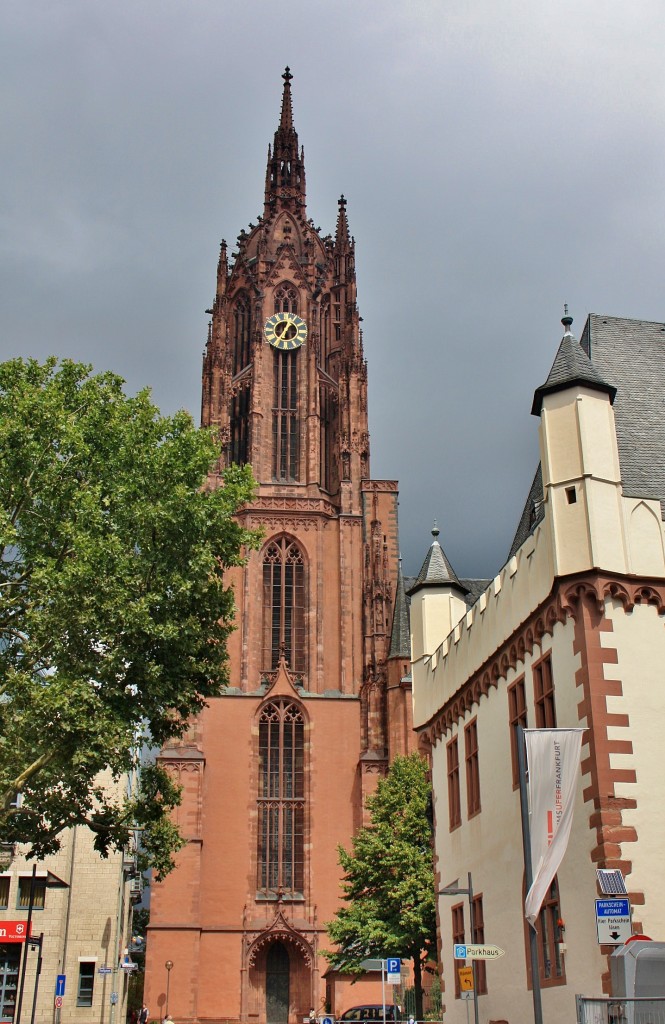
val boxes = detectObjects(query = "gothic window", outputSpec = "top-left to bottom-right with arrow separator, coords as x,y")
320,297 -> 331,364
262,537 -> 307,675
319,385 -> 339,494
272,350 -> 299,480
232,294 -> 251,375
230,383 -> 250,466
274,283 -> 298,313
257,700 -> 305,897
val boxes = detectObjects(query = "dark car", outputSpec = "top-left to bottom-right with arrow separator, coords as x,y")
338,1007 -> 400,1023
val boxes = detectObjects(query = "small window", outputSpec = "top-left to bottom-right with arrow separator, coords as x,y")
472,894 -> 487,995
77,962 -> 95,1007
0,877 -> 9,909
533,654 -> 556,728
452,903 -> 465,998
447,737 -> 461,830
508,677 -> 527,788
464,719 -> 481,817
565,486 -> 577,504
17,878 -> 45,910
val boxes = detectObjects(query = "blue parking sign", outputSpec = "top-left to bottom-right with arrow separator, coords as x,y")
55,975 -> 66,997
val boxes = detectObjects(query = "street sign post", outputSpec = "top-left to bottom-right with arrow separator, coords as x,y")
595,898 -> 632,944
385,958 -> 401,984
454,944 -> 505,960
458,966 -> 474,991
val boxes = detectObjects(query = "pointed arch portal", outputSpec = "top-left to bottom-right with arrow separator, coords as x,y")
266,942 -> 290,1024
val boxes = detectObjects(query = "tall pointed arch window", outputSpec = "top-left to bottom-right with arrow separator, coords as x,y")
232,294 -> 251,375
272,285 -> 300,481
257,700 -> 305,897
262,537 -> 307,676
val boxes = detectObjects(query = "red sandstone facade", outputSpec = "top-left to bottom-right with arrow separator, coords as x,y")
144,70 -> 414,1024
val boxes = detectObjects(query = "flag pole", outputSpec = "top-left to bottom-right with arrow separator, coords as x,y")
518,726 -> 543,1024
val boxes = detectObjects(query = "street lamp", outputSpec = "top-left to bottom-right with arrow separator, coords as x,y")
438,872 -> 479,1024
165,960 -> 174,1017
15,864 -> 70,1024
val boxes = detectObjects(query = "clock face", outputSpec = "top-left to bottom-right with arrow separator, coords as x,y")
264,312 -> 308,350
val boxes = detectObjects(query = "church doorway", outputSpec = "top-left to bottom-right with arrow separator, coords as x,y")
266,942 -> 290,1024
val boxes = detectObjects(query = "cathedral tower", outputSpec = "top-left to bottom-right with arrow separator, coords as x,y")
146,70 -> 410,1024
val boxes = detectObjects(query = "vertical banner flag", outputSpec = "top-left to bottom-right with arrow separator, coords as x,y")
524,728 -> 584,927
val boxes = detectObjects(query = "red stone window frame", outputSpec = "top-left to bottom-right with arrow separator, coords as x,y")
464,718 -> 481,818
508,676 -> 527,789
472,893 -> 487,995
257,699 -> 305,899
524,875 -> 566,988
232,293 -> 251,375
274,283 -> 298,314
272,348 -> 300,481
451,903 -> 465,999
447,736 -> 461,831
262,537 -> 307,678
533,652 -> 556,728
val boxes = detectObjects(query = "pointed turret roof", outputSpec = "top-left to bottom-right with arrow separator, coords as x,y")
408,524 -> 469,596
388,560 -> 410,659
532,312 -> 616,416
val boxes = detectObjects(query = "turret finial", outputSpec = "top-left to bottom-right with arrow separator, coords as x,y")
562,304 -> 574,334
431,521 -> 440,541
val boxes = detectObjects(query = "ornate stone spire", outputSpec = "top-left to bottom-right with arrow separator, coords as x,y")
264,67 -> 306,216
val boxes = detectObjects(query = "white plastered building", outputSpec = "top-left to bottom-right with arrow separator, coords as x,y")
411,314 -> 665,1023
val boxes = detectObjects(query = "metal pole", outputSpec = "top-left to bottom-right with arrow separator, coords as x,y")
381,959 -> 386,1024
518,726 -> 543,1024
29,935 -> 43,1024
466,873 -> 479,1024
15,864 -> 37,1024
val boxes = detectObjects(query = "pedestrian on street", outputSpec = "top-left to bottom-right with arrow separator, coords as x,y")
138,1004 -> 149,1024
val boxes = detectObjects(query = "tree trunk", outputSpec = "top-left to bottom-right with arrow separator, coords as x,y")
412,954 -> 423,1022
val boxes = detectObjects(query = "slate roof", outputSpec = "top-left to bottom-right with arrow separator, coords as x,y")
581,315 -> 665,508
509,314 -> 665,559
409,526 -> 469,596
531,325 -> 616,415
388,563 -> 411,659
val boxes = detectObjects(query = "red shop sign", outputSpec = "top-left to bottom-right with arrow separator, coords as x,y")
0,921 -> 32,942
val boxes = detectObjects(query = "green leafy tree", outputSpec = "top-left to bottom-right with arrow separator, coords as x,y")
0,357 -> 258,877
325,754 -> 437,1020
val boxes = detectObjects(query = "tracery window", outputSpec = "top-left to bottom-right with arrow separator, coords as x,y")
272,350 -> 299,480
262,537 -> 307,675
230,383 -> 250,466
232,294 -> 251,375
257,700 -> 305,897
274,283 -> 298,313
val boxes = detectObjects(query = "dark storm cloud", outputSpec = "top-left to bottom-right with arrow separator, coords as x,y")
2,0 -> 664,579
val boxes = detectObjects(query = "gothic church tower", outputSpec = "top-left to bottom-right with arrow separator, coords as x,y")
146,70 -> 411,1024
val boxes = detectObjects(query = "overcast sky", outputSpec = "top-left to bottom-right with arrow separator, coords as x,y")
2,1 -> 664,579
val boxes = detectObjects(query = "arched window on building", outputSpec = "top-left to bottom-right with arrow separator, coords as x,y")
274,283 -> 298,314
257,700 -> 305,897
262,538 -> 307,676
271,284 -> 300,481
230,382 -> 250,466
232,294 -> 251,375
